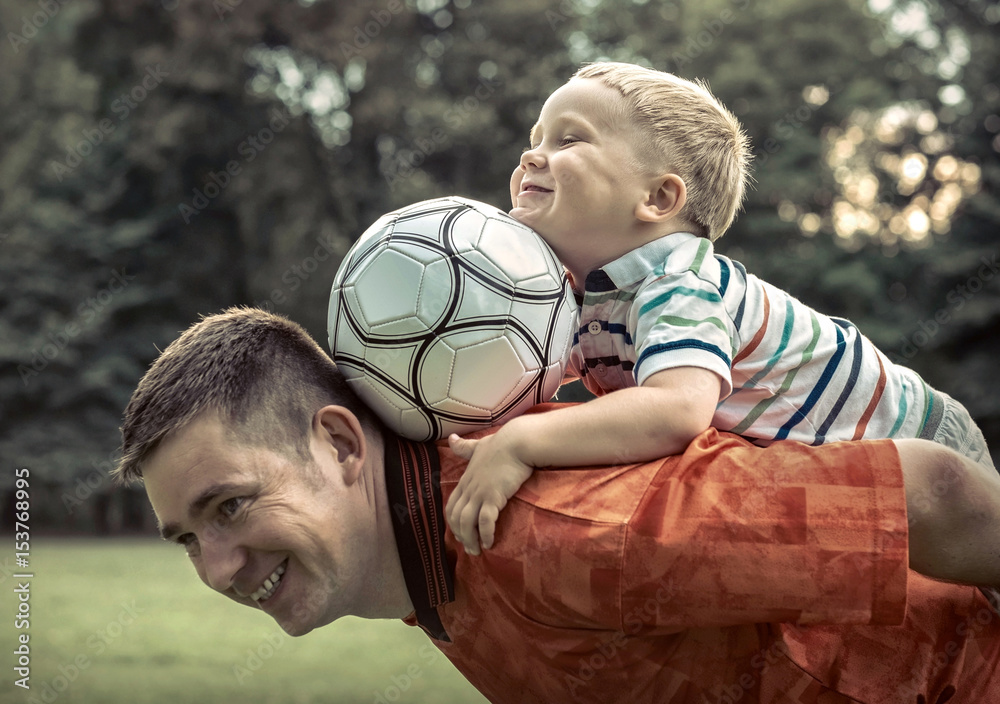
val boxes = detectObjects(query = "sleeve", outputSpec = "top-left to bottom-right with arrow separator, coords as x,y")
631,268 -> 737,398
561,345 -> 583,383
620,430 -> 909,635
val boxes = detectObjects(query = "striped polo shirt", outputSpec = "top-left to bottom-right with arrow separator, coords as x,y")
569,232 -> 938,445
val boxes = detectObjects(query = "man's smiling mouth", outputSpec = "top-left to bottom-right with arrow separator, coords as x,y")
251,559 -> 288,603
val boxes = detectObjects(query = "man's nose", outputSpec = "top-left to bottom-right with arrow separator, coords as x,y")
198,532 -> 247,593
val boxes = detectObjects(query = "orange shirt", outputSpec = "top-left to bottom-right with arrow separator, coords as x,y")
385,406 -> 1000,703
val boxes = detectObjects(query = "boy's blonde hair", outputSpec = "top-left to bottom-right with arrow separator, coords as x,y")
573,62 -> 751,241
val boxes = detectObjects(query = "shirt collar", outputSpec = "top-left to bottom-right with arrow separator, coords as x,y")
588,232 -> 700,290
383,430 -> 455,642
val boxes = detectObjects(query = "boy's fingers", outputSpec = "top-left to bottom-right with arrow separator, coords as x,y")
459,502 -> 482,556
448,433 -> 477,460
479,504 -> 499,550
446,486 -> 469,536
445,485 -> 457,518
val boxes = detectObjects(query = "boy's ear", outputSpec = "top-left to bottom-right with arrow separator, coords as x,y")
635,174 -> 686,223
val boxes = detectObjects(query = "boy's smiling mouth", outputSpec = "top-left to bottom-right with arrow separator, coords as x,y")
520,183 -> 552,194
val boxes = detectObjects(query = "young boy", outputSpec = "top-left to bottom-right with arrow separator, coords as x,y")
445,61 -> 995,555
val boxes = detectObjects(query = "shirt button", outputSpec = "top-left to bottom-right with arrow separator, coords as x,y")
588,320 -> 602,335
594,363 -> 607,375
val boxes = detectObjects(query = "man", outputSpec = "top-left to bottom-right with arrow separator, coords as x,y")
116,308 -> 1000,703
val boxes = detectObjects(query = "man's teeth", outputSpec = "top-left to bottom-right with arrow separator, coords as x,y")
251,563 -> 286,602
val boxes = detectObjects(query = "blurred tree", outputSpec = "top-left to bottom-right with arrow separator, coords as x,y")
0,0 -> 996,531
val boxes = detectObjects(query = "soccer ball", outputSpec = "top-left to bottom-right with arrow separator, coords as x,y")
328,196 -> 578,442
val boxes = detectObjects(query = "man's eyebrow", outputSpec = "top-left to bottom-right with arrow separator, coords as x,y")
157,482 -> 245,541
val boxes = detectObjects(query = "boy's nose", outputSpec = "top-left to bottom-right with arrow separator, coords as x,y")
520,147 -> 546,169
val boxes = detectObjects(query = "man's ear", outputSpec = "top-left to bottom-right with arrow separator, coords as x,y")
312,405 -> 367,485
635,173 -> 686,223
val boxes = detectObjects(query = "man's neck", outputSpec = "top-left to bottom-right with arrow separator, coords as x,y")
375,432 -> 457,634
363,433 -> 416,619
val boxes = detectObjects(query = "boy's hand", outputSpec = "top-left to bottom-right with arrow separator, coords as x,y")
445,428 -> 534,555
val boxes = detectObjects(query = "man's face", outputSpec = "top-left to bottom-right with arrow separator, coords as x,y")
509,78 -> 654,274
143,413 -> 378,636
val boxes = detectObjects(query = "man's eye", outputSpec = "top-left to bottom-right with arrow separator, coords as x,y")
220,497 -> 245,518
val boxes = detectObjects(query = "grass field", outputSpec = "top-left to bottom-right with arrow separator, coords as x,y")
1,539 -> 489,704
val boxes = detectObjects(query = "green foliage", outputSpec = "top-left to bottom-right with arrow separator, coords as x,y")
1,0 -> 997,520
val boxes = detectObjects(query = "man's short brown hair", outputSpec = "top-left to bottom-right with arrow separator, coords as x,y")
114,307 -> 380,484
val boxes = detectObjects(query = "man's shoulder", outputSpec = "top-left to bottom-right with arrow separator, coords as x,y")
435,461 -> 662,528
436,405 -> 667,524
511,461 -> 662,524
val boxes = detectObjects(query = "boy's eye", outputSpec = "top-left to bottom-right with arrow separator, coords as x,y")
559,136 -> 579,146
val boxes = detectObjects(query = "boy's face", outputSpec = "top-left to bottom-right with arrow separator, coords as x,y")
509,78 -> 656,277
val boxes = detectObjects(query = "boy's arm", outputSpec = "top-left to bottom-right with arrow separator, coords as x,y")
510,365 -> 720,467
445,366 -> 721,554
